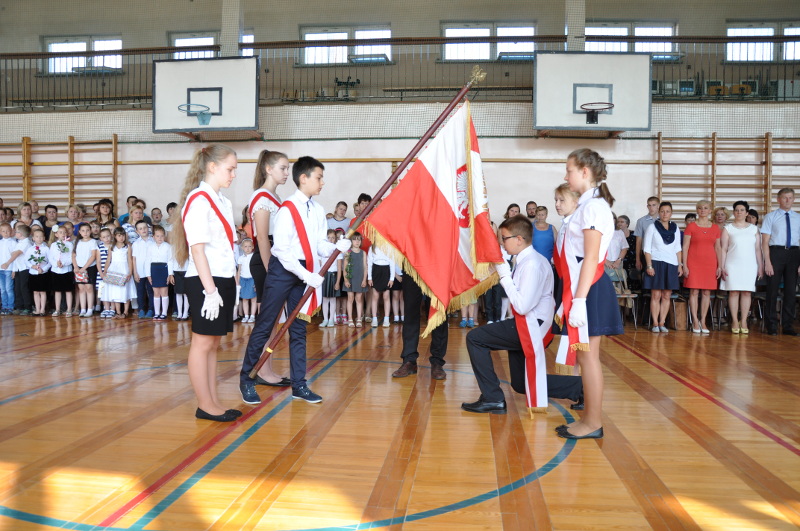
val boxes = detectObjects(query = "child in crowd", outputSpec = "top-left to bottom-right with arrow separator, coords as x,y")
72,223 -> 99,317
9,224 -> 32,315
171,252 -> 189,320
61,221 -> 74,241
334,227 -> 347,323
104,227 -> 136,318
367,242 -> 396,327
95,227 -> 111,316
236,238 -> 257,323
90,220 -> 102,239
48,226 -> 74,316
27,229 -> 51,316
343,232 -> 368,327
390,268 -> 403,324
151,207 -> 163,226
132,219 -> 154,318
320,229 -> 343,327
0,223 -> 15,314
145,225 -> 173,321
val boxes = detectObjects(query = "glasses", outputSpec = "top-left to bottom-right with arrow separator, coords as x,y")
501,235 -> 520,242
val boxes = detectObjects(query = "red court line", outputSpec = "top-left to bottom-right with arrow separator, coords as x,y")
608,336 -> 800,457
98,331 -> 362,527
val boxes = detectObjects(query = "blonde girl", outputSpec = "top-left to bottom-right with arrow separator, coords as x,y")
48,226 -> 74,316
172,144 -> 241,422
72,223 -> 99,317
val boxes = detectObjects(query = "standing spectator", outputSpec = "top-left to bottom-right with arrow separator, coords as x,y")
12,202 -> 43,229
525,200 -> 538,222
720,201 -> 762,334
746,209 -> 759,227
163,202 -> 178,234
532,206 -> 557,263
633,196 -> 660,273
643,202 -> 682,333
117,196 -> 138,225
95,199 -> 118,227
683,200 -> 722,334
327,201 -> 350,232
151,208 -> 163,227
605,213 -> 629,281
64,204 -> 85,236
41,204 -> 60,240
30,200 -> 45,225
760,188 -> 800,336
617,215 -> 636,275
713,206 -> 729,231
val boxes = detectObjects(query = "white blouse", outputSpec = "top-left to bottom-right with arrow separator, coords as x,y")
74,239 -> 98,268
563,188 -> 615,261
182,181 -> 236,278
643,223 -> 682,265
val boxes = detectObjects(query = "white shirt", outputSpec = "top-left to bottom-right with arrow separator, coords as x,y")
607,229 -> 630,262
643,223 -> 682,265
0,238 -> 14,266
761,207 -> 800,247
634,213 -> 658,238
271,190 -> 337,281
74,238 -> 98,268
132,238 -> 153,277
327,216 -> 351,232
238,253 -> 254,279
27,243 -> 51,275
145,241 -> 174,275
48,240 -> 74,274
367,246 -> 396,280
564,188 -> 615,261
500,245 -> 554,323
182,181 -> 236,278
248,188 -> 281,238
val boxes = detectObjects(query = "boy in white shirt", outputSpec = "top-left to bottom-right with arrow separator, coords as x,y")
132,220 -> 155,318
0,223 -> 16,314
240,156 -> 350,405
3,224 -> 33,314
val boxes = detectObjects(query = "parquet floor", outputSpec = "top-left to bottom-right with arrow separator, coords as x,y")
0,315 -> 798,530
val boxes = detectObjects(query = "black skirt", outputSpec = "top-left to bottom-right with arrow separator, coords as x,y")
185,275 -> 236,336
29,272 -> 50,292
371,264 -> 391,292
322,270 -> 341,298
51,271 -> 74,292
173,270 -> 186,294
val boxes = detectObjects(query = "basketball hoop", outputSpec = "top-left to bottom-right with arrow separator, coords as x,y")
580,102 -> 614,125
177,103 -> 212,126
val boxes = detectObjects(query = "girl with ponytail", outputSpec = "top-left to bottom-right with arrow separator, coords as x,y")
554,148 -> 623,440
245,149 -> 291,386
175,143 -> 241,422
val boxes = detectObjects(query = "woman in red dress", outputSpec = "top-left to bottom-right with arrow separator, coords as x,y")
682,200 -> 723,333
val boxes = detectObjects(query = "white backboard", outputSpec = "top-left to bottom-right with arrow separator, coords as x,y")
534,52 -> 651,131
153,56 -> 259,133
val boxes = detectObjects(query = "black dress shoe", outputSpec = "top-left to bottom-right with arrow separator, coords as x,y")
557,427 -> 604,439
226,409 -> 243,418
766,329 -> 778,336
255,376 -> 291,387
195,408 -> 240,422
461,397 -> 507,414
782,329 -> 798,336
570,395 -> 585,410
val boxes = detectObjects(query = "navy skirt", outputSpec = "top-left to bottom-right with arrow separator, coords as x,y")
561,272 -> 624,337
150,262 -> 169,288
642,260 -> 679,290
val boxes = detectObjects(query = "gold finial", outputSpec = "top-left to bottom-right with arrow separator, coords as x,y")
470,65 -> 487,86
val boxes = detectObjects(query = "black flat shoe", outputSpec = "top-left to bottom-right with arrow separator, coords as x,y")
570,395 -> 585,410
461,398 -> 507,414
255,376 -> 291,387
195,408 -> 240,422
557,427 -> 604,440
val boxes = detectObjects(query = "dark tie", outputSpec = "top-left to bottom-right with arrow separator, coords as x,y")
787,211 -> 791,248
306,200 -> 312,215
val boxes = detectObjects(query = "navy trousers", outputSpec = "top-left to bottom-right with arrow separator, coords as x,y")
241,256 -> 309,387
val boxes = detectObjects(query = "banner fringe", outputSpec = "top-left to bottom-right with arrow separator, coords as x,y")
528,406 -> 548,419
554,362 -> 575,375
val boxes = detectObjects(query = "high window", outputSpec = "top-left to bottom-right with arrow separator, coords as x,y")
726,26 -> 774,62
301,26 -> 392,64
171,32 -> 217,60
442,23 -> 536,60
43,36 -> 122,73
585,22 -> 675,57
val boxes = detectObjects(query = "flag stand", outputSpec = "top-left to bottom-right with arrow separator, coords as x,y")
248,66 -> 487,379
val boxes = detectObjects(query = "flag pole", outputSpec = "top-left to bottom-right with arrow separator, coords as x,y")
248,66 -> 487,379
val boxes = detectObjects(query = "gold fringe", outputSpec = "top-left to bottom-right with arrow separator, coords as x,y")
361,221 -> 498,338
528,406 -> 548,419
570,342 -> 590,352
553,314 -> 562,327
554,363 -> 575,376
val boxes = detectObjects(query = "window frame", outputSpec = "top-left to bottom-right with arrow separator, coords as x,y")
584,21 -> 678,60
41,35 -> 123,74
440,21 -> 537,62
169,31 -> 219,60
299,25 -> 393,65
725,21 -> 800,62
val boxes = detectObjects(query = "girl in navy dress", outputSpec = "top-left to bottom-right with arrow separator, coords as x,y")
555,149 -> 623,440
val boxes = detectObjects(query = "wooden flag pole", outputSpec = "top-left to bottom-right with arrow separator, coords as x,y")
248,66 -> 486,379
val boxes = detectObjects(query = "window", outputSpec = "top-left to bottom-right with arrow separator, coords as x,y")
442,22 -> 536,61
171,32 -> 217,60
727,26 -> 774,62
301,26 -> 391,65
784,26 -> 800,60
585,23 -> 675,56
241,34 -> 254,57
43,36 -> 122,73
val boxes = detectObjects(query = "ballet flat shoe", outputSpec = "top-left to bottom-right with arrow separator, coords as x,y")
557,427 -> 604,440
195,408 -> 240,422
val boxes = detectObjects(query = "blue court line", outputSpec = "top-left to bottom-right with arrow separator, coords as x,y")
0,329 -> 578,531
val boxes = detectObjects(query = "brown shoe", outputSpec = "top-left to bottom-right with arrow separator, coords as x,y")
392,361 -> 418,378
431,364 -> 446,380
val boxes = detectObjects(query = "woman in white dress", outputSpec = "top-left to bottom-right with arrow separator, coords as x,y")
720,200 -> 763,334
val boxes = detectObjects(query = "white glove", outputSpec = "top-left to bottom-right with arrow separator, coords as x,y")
303,270 -> 324,289
335,238 -> 351,253
568,298 -> 587,328
495,262 -> 511,279
236,285 -> 242,300
201,288 -> 224,321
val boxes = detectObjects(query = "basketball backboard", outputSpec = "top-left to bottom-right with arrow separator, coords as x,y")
533,52 -> 651,132
153,56 -> 259,133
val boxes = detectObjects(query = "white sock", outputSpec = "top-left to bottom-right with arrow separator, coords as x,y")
176,295 -> 184,317
160,297 -> 169,316
180,295 -> 189,318
153,297 -> 162,316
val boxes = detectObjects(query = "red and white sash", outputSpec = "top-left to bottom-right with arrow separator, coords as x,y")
553,218 -> 606,366
281,200 -> 321,321
182,190 -> 234,250
513,306 -> 554,413
248,189 -> 281,242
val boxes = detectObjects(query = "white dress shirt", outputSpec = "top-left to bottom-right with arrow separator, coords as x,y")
249,188 -> 281,238
761,208 -> 800,247
145,241 -> 174,275
182,181 -> 236,278
27,243 -> 51,275
49,240 -> 74,274
500,245 -> 554,323
271,190 -> 337,281
131,237 -> 153,277
563,188 -> 615,261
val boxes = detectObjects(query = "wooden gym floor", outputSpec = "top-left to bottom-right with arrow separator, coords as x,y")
0,315 -> 798,530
